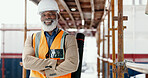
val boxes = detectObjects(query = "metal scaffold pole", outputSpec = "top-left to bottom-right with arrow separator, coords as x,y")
111,0 -> 116,78
117,0 -> 124,77
23,0 -> 27,78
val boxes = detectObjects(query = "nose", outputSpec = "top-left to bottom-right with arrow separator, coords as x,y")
45,16 -> 51,20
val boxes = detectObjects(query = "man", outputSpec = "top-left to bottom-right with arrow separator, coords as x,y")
22,0 -> 79,78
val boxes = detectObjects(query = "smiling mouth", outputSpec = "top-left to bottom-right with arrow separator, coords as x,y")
44,20 -> 54,26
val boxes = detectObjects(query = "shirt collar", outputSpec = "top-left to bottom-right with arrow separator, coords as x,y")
54,27 -> 59,34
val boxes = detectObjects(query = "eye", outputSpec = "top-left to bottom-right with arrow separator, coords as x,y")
41,14 -> 45,17
47,13 -> 54,16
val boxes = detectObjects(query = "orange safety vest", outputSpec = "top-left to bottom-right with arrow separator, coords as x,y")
30,30 -> 71,78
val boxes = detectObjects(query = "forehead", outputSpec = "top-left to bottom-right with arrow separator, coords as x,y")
41,11 -> 57,15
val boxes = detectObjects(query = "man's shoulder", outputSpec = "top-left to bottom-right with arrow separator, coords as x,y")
66,34 -> 76,39
65,34 -> 76,44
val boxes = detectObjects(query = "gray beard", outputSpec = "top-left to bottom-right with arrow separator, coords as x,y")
41,19 -> 58,31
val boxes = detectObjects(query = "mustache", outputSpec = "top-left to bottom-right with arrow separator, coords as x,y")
43,18 -> 55,26
44,18 -> 55,21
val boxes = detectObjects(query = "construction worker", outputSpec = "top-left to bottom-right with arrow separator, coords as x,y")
22,0 -> 79,78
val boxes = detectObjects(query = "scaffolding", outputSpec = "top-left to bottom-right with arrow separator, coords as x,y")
96,0 -> 148,78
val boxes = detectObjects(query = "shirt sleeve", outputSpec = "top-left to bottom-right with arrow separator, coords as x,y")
22,36 -> 57,71
45,35 -> 79,77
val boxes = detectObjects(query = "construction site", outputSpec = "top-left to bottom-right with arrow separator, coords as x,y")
0,0 -> 148,78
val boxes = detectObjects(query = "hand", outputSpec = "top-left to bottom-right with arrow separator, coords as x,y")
45,69 -> 56,77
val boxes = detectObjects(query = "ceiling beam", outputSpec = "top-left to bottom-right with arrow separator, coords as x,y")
57,23 -> 65,30
29,0 -> 40,5
60,11 -> 80,14
59,14 -> 69,29
75,0 -> 84,28
89,0 -> 95,28
60,11 -> 103,14
59,0 -> 76,28
58,19 -> 101,23
97,0 -> 107,27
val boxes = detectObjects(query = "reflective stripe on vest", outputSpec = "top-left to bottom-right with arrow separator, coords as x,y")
30,30 -> 71,78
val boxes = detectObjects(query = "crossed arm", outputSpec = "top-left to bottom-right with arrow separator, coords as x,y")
22,35 -> 79,77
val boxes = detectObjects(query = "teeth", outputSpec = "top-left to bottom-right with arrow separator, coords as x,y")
46,20 -> 51,22
45,21 -> 51,23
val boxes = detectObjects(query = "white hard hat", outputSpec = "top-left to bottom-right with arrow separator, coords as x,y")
38,0 -> 60,14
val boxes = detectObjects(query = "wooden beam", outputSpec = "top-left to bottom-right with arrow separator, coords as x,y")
59,8 -> 104,12
117,0 -> 124,77
97,23 -> 101,78
57,23 -> 65,29
23,0 -> 27,78
60,11 -> 103,16
59,19 -> 101,23
97,2 -> 108,23
66,2 -> 76,5
113,16 -> 128,21
59,0 -> 76,28
107,2 -> 111,78
60,11 -> 80,14
109,26 -> 127,30
75,0 -> 84,28
111,0 -> 116,78
89,0 -> 95,28
102,20 -> 105,78
62,14 -> 80,17
59,14 -> 69,28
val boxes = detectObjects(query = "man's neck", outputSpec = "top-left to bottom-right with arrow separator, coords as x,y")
47,31 -> 53,35
45,27 -> 58,35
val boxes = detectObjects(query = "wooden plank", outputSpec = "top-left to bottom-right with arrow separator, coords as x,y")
102,20 -> 105,78
97,23 -> 101,78
111,0 -> 116,78
107,3 -> 111,78
89,0 -> 95,28
59,14 -> 69,28
23,0 -> 27,78
105,35 -> 112,37
117,0 -> 124,77
75,8 -> 105,12
57,23 -> 64,29
62,14 -> 80,17
109,26 -> 127,30
66,2 -> 76,5
61,11 -> 80,14
113,16 -> 128,21
60,11 -> 103,16
59,0 -> 76,28
75,0 -> 84,28
60,19 -> 94,22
